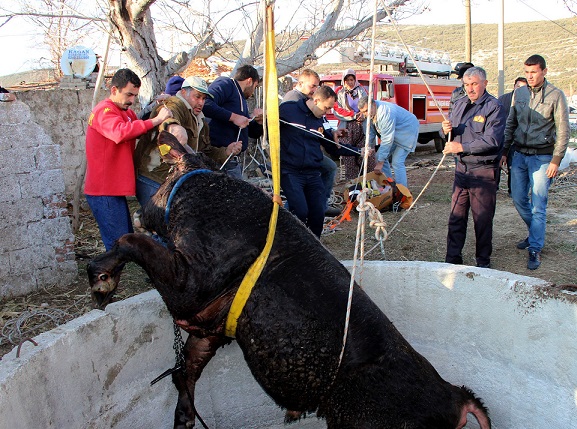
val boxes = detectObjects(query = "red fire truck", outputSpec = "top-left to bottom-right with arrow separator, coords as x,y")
321,71 -> 460,152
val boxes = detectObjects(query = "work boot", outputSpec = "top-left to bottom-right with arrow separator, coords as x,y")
324,206 -> 342,217
516,237 -> 529,250
527,250 -> 541,270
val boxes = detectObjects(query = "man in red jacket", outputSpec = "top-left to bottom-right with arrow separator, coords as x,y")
85,68 -> 172,250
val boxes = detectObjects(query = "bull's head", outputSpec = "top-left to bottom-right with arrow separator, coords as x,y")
87,257 -> 125,310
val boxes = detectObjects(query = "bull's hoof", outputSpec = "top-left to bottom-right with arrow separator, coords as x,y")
285,410 -> 304,423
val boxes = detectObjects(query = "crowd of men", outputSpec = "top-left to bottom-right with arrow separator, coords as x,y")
85,53 -> 569,271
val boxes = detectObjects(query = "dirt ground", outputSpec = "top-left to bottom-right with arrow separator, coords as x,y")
1,141 -> 576,357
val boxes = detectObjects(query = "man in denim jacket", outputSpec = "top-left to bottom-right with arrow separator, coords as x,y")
358,96 -> 419,187
500,55 -> 569,270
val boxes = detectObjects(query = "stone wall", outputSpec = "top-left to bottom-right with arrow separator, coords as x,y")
0,100 -> 77,298
15,88 -> 109,196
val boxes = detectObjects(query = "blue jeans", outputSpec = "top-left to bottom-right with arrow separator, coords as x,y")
85,195 -> 134,251
510,152 -> 553,252
320,155 -> 337,210
378,144 -> 412,187
135,175 -> 161,208
222,158 -> 243,180
281,170 -> 325,237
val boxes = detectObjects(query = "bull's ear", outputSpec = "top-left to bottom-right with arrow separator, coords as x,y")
158,131 -> 189,155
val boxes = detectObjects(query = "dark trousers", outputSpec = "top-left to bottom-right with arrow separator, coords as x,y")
446,163 -> 498,266
281,169 -> 325,237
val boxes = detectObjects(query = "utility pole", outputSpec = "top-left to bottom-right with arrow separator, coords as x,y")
465,0 -> 472,62
498,0 -> 505,96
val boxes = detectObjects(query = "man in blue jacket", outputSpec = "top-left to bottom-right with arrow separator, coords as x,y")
358,96 -> 419,187
441,66 -> 507,268
279,85 -> 365,237
203,65 -> 263,178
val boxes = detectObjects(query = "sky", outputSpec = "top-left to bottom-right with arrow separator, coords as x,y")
0,0 -> 575,78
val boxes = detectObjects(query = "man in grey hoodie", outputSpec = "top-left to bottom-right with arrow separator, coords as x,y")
500,54 -> 569,270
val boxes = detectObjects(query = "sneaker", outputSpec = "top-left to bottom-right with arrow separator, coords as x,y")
476,263 -> 491,269
516,238 -> 529,250
527,250 -> 541,270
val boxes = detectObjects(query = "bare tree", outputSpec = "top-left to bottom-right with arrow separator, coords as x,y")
2,0 -> 423,101
0,0 -> 105,74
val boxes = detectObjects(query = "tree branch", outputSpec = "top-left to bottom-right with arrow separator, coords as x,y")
0,11 -> 105,22
133,0 -> 157,22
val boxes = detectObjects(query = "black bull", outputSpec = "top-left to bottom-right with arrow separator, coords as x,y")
87,134 -> 491,429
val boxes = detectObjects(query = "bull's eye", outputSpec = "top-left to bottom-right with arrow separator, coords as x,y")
99,274 -> 109,281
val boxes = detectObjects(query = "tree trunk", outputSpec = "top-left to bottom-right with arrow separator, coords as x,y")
108,0 -> 169,103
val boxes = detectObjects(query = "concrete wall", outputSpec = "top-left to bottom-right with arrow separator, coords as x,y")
0,100 -> 77,298
15,88 -> 109,197
1,262 -> 575,429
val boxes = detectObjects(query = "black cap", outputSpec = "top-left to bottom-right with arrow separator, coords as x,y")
455,62 -> 475,79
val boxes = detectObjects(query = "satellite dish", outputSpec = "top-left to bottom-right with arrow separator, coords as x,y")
60,46 -> 97,78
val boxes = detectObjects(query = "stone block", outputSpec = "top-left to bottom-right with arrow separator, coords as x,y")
0,175 -> 23,203
0,147 -> 36,175
0,198 -> 44,225
0,224 -> 30,251
19,169 -> 65,198
35,145 -> 62,170
39,217 -> 74,244
35,261 -> 77,288
0,123 -> 48,150
0,272 -> 36,298
0,252 -> 9,278
10,245 -> 57,275
0,100 -> 32,125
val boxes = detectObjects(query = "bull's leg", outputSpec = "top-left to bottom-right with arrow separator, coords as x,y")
172,334 -> 227,429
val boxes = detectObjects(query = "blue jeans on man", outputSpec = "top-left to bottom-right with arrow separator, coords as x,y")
377,144 -> 412,187
135,175 -> 161,209
510,152 -> 553,253
281,169 -> 325,237
320,155 -> 337,211
221,157 -> 243,180
85,195 -> 134,251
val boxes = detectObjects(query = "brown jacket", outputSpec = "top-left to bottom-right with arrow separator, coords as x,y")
134,96 -> 229,183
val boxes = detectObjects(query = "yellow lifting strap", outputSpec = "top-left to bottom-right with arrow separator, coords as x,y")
224,5 -> 282,338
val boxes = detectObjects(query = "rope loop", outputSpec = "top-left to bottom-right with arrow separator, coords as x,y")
355,189 -> 388,243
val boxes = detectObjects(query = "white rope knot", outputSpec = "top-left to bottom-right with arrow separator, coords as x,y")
355,189 -> 388,242
369,217 -> 388,242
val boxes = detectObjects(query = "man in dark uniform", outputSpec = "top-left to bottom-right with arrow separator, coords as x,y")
441,66 -> 507,268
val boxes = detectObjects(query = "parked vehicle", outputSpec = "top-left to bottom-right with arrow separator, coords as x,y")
321,71 -> 461,153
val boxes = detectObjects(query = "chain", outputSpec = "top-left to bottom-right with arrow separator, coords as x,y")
173,320 -> 186,372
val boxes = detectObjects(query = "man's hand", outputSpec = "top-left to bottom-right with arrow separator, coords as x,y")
374,161 -> 384,175
546,162 -> 559,179
442,141 -> 463,155
150,106 -> 173,127
333,128 -> 347,143
360,147 -> 374,157
225,141 -> 243,156
499,155 -> 508,172
252,108 -> 264,125
230,112 -> 251,128
441,120 -> 452,135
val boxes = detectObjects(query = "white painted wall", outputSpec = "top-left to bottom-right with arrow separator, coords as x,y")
1,262 -> 575,428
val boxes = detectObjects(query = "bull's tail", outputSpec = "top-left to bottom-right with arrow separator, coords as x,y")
457,386 -> 491,429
